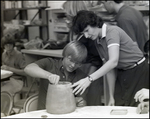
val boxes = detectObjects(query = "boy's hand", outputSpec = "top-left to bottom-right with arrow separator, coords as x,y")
75,97 -> 86,107
48,74 -> 60,85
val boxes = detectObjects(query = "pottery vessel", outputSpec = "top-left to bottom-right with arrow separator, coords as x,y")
46,81 -> 76,114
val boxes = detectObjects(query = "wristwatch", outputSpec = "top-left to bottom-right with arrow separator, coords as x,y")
88,75 -> 94,82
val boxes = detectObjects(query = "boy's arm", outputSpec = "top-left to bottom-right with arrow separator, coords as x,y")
24,63 -> 60,84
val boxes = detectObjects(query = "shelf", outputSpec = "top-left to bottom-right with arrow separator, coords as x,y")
89,5 -> 149,12
24,24 -> 48,27
21,49 -> 63,58
3,6 -> 50,11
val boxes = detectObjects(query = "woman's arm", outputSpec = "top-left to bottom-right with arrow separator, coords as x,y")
24,63 -> 60,84
106,69 -> 116,106
72,45 -> 119,95
90,45 -> 119,80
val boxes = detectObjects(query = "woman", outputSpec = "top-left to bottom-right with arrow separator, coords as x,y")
62,1 -> 104,106
71,10 -> 149,106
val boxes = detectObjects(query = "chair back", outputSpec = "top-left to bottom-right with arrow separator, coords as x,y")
23,93 -> 39,112
1,91 -> 13,116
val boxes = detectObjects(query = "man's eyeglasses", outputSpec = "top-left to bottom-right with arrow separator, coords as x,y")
67,56 -> 82,67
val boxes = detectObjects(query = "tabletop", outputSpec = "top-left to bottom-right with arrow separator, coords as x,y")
1,70 -> 13,80
3,106 -> 149,118
21,49 -> 63,58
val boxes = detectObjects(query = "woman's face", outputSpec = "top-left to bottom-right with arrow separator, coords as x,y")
63,55 -> 82,72
82,25 -> 100,40
4,44 -> 14,53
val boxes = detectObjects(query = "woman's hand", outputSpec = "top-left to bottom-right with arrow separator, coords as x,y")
71,77 -> 91,95
134,88 -> 149,102
48,74 -> 60,85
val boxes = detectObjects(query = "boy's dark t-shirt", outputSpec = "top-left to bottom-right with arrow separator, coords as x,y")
34,58 -> 87,110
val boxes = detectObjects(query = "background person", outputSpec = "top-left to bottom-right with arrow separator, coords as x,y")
135,88 -> 149,114
134,88 -> 149,103
1,34 -> 27,95
136,101 -> 149,114
102,0 -> 148,53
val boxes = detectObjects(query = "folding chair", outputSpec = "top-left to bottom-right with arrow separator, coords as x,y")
23,93 -> 39,112
1,91 -> 13,116
12,78 -> 39,114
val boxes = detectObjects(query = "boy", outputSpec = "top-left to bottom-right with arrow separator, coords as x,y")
24,41 -> 88,109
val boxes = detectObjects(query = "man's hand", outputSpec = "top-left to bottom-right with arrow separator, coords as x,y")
48,74 -> 60,85
134,88 -> 149,102
71,77 -> 91,95
136,101 -> 149,114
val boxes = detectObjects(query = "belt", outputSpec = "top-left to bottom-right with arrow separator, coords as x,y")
121,57 -> 146,70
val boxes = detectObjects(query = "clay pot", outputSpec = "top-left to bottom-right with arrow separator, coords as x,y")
46,81 -> 76,114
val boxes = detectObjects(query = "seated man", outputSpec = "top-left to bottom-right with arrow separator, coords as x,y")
134,88 -> 149,114
1,34 -> 27,95
24,41 -> 88,109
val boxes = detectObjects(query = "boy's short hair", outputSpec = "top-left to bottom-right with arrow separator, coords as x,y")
1,34 -> 16,49
62,41 -> 87,63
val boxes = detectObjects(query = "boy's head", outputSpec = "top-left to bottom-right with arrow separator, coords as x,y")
1,34 -> 15,50
62,41 -> 87,72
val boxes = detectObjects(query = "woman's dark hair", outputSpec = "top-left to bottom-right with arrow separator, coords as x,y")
72,10 -> 104,34
1,34 -> 16,49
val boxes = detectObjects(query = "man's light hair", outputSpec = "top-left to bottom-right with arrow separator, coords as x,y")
62,41 -> 87,63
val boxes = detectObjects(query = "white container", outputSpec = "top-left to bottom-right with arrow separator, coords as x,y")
48,1 -> 66,9
5,1 -> 11,9
23,1 -> 37,8
17,1 -> 22,8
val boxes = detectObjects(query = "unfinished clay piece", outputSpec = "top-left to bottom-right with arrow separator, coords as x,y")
46,81 -> 76,114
